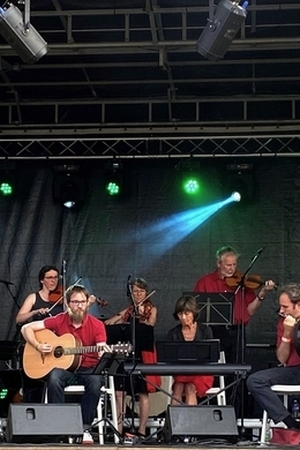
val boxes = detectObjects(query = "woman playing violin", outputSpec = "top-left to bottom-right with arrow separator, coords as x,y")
105,277 -> 159,438
16,265 -> 64,325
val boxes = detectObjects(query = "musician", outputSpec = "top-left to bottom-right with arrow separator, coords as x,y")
105,277 -> 160,438
166,295 -> 214,405
194,246 -> 276,364
16,265 -> 63,325
247,283 -> 300,430
21,284 -> 109,445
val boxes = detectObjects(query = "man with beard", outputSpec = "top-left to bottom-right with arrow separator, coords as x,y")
21,284 -> 109,444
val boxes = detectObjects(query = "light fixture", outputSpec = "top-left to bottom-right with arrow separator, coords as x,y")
0,2 -> 47,64
52,165 -> 86,209
178,159 -> 202,196
104,161 -> 123,196
225,163 -> 255,202
0,162 -> 15,196
196,0 -> 248,61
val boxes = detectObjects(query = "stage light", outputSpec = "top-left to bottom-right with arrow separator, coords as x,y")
231,191 -> 241,202
196,0 -> 247,61
0,162 -> 15,196
0,3 -> 48,64
104,161 -> 123,196
52,166 -> 86,209
225,163 -> 255,203
183,177 -> 200,195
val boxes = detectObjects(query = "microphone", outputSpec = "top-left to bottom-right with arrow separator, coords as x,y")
0,279 -> 14,285
256,246 -> 265,255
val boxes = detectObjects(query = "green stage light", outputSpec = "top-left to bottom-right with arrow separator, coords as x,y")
104,161 -> 123,197
183,177 -> 200,195
106,181 -> 120,196
0,182 -> 13,195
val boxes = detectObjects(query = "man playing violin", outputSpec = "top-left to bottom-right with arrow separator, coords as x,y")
194,245 -> 276,364
247,283 -> 300,431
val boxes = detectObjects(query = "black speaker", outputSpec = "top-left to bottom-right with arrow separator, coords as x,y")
6,403 -> 83,443
164,405 -> 238,443
196,0 -> 247,61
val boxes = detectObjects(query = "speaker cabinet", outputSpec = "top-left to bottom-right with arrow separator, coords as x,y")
6,403 -> 83,443
164,405 -> 238,443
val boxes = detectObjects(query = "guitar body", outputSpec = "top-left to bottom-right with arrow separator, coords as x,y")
23,329 -> 81,379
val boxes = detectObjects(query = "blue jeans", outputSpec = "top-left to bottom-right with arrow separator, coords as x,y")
47,367 -> 104,428
247,365 -> 300,423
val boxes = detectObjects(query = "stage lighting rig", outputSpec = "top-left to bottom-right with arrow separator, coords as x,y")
0,1 -> 48,64
196,0 -> 248,61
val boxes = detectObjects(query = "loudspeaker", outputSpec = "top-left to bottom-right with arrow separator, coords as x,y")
163,405 -> 238,443
6,403 -> 83,443
196,0 -> 247,61
0,5 -> 47,64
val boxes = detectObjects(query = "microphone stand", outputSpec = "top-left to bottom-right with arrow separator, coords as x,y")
127,277 -> 139,434
233,247 -> 265,439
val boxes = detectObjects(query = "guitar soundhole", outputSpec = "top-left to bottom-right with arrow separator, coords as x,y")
53,346 -> 64,358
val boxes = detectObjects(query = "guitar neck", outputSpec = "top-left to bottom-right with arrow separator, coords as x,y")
64,345 -> 102,355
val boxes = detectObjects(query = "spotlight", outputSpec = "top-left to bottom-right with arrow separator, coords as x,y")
52,166 -> 86,209
231,191 -> 241,202
0,162 -> 15,196
183,177 -> 200,196
0,3 -> 48,64
196,0 -> 247,61
104,161 -> 123,196
225,163 -> 255,203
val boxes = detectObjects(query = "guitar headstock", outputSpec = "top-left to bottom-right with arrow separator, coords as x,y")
112,342 -> 132,356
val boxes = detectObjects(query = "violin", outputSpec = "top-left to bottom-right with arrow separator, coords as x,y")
49,285 -> 64,304
225,270 -> 276,290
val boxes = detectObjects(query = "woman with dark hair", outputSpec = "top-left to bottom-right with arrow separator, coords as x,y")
105,277 -> 160,437
167,295 -> 214,405
16,265 -> 63,325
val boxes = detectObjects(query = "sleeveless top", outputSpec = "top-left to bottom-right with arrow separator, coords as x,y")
34,291 -> 64,319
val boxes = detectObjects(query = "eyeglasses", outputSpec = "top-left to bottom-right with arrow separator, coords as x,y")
69,300 -> 87,306
44,276 -> 59,280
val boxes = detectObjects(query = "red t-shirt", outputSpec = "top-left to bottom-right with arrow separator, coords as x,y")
276,318 -> 300,367
194,269 -> 256,325
44,312 -> 107,368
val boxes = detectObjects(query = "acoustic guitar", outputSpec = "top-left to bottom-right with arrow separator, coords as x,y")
23,329 -> 132,379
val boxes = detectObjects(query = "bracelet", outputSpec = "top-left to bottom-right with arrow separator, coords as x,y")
281,337 -> 291,343
35,343 -> 39,350
258,294 -> 265,301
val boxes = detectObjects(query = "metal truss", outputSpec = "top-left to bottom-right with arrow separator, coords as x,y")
1,135 -> 300,159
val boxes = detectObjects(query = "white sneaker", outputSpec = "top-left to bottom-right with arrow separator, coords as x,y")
82,430 -> 94,445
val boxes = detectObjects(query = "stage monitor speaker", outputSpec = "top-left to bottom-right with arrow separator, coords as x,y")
0,4 -> 48,64
196,0 -> 247,61
163,405 -> 238,443
6,403 -> 83,443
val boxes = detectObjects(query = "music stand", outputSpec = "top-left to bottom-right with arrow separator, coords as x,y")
92,353 -> 124,444
183,292 -> 234,326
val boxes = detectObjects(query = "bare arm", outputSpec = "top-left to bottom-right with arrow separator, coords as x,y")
247,280 -> 277,316
21,320 -> 47,352
276,315 -> 295,364
105,308 -> 128,325
16,293 -> 49,325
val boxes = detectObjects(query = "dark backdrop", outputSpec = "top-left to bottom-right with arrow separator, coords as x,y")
0,158 -> 296,352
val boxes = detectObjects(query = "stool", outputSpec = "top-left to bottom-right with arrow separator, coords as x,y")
260,384 -> 300,443
44,375 -> 119,444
